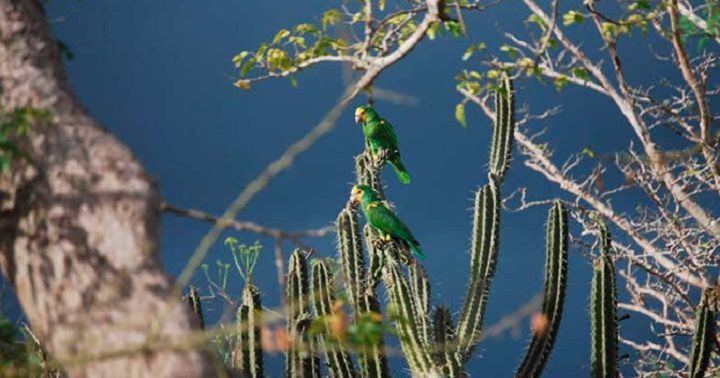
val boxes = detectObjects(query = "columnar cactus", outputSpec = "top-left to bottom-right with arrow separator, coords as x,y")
590,223 -> 619,378
236,284 -> 264,377
383,255 -> 434,374
310,261 -> 356,378
336,209 -> 390,377
456,179 -> 500,360
222,74 -> 589,377
688,287 -> 717,378
489,72 -> 515,180
286,249 -> 321,378
515,201 -> 568,377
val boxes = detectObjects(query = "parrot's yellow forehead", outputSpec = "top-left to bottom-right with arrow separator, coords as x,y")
354,107 -> 365,117
351,186 -> 363,196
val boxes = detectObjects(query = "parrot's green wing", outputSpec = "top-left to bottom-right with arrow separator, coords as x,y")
364,202 -> 423,259
367,203 -> 413,240
377,120 -> 412,184
376,119 -> 400,150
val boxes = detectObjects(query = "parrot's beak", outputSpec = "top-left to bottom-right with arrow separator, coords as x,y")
354,109 -> 364,124
350,188 -> 362,204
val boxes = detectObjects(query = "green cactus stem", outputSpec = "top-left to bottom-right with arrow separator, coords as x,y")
489,72 -> 515,182
590,223 -> 619,378
688,287 -> 717,378
236,284 -> 263,377
456,179 -> 501,359
286,249 -> 320,378
311,261 -> 356,378
383,257 -> 434,375
515,201 -> 568,378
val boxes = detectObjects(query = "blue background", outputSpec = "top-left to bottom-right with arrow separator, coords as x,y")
2,0 -> 703,376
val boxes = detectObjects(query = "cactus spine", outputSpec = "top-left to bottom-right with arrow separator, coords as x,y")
286,249 -> 321,378
590,223 -> 619,378
456,180 -> 501,359
688,287 -> 717,378
337,208 -> 390,378
236,284 -> 264,377
455,73 -> 515,361
383,256 -> 434,374
311,261 -> 356,378
432,305 -> 462,375
515,201 -> 568,377
490,73 -> 515,181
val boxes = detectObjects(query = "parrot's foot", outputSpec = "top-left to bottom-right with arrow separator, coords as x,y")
372,149 -> 390,169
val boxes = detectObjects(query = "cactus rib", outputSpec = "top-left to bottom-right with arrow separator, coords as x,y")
489,73 -> 515,181
515,201 -> 569,378
457,179 -> 501,359
590,223 -> 619,378
688,287 -> 717,378
286,249 -> 320,378
311,261 -> 356,378
236,284 -> 264,377
383,257 -> 434,375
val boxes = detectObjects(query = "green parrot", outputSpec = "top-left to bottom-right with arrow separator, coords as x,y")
354,105 -> 412,184
351,184 -> 425,259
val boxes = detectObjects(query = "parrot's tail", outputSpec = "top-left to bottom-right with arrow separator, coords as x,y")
410,243 -> 426,260
389,158 -> 411,184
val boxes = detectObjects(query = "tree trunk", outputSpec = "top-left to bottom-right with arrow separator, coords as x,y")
0,1 -> 214,376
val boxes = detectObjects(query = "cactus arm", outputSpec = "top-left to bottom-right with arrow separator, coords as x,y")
590,223 -> 619,378
515,201 -> 569,377
432,305 -> 462,376
456,179 -> 501,359
311,261 -> 357,378
338,209 -> 367,313
456,75 -> 515,361
383,257 -> 434,375
337,208 -> 390,378
489,73 -> 515,181
408,262 -> 431,345
286,249 -> 321,378
236,284 -> 264,378
688,288 -> 717,378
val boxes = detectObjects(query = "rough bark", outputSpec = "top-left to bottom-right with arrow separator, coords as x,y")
0,1 -> 214,376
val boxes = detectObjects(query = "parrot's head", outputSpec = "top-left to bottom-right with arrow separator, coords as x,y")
351,184 -> 379,204
354,105 -> 379,124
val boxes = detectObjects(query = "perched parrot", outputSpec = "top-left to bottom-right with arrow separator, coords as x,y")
354,105 -> 411,184
351,184 -> 425,259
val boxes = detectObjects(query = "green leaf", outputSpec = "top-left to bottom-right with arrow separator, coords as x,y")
427,22 -> 439,40
500,44 -> 517,58
553,75 -> 569,92
445,20 -> 463,37
527,13 -> 547,30
455,102 -> 467,128
628,0 -> 651,10
571,67 -> 591,81
295,23 -> 320,35
462,46 -> 476,61
232,51 -> 249,68
562,11 -> 585,26
581,147 -> 595,158
272,29 -> 291,45
322,9 -> 342,31
239,57 -> 257,77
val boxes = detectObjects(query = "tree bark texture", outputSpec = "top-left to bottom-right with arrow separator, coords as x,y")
0,1 -> 214,376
